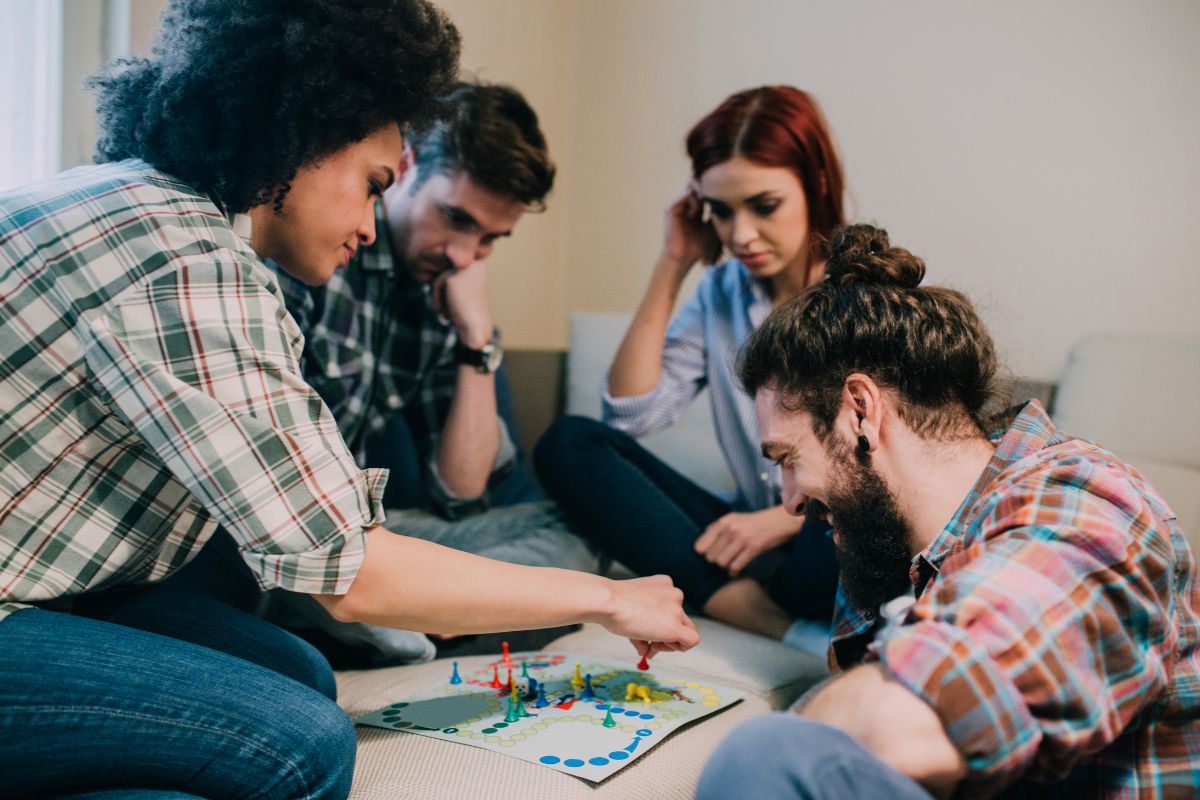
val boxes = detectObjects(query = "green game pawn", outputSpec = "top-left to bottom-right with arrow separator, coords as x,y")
517,699 -> 531,718
521,661 -> 530,680
504,697 -> 520,724
602,705 -> 617,728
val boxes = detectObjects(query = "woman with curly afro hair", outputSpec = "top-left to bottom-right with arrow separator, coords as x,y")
0,1 -> 696,796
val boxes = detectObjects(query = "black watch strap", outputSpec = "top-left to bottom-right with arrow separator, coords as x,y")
455,338 -> 503,373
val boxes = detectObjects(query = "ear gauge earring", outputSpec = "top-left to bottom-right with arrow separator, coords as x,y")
857,434 -> 871,454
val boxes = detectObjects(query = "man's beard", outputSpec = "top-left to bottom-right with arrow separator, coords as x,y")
823,441 -> 915,611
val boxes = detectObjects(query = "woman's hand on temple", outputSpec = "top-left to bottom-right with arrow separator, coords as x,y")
659,184 -> 719,273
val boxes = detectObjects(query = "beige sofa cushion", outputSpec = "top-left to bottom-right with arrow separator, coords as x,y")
1052,333 -> 1200,552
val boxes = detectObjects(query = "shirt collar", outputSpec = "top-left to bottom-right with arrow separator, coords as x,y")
912,399 -> 1058,591
231,213 -> 253,246
735,260 -> 775,326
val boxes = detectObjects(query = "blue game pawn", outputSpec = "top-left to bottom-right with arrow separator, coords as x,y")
580,673 -> 595,701
534,686 -> 549,708
525,676 -> 539,701
449,661 -> 462,685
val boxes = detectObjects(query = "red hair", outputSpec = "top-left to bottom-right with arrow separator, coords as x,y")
686,86 -> 845,262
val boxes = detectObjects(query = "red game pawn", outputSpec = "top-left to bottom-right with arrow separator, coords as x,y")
489,664 -> 503,689
501,640 -> 512,665
506,667 -> 514,692
637,654 -> 649,671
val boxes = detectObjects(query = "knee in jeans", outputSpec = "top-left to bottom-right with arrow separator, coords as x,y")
534,415 -> 597,479
288,636 -> 339,701
717,713 -> 806,763
700,713 -> 836,794
275,697 -> 356,800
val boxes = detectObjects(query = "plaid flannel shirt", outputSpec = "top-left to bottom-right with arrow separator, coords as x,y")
272,203 -> 514,519
0,160 -> 386,621
829,400 -> 1200,798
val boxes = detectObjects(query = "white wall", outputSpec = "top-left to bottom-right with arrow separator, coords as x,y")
562,0 -> 1200,380
433,0 -> 577,352
54,1 -> 1200,379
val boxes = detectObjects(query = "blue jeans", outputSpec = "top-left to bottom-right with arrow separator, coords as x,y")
696,714 -> 934,799
534,416 -> 838,619
0,581 -> 355,798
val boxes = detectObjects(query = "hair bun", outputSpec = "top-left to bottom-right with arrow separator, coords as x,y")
825,224 -> 925,289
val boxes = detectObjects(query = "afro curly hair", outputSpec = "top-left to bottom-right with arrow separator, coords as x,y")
88,0 -> 460,214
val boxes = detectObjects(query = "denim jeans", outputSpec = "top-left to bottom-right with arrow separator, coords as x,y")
534,416 -> 839,619
0,580 -> 355,799
696,714 -> 934,800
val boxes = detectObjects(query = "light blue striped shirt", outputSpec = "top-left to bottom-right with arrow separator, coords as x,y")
601,260 -> 781,511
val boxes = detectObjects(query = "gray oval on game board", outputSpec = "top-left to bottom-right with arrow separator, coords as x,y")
388,693 -> 496,729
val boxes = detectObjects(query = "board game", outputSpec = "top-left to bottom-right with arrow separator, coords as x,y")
355,647 -> 744,782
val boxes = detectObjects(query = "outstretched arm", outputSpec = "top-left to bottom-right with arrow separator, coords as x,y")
314,526 -> 701,657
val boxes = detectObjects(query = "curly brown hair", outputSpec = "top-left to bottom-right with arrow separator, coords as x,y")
740,224 -> 1002,440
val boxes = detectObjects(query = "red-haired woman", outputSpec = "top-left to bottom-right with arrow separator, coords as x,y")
536,86 -> 844,648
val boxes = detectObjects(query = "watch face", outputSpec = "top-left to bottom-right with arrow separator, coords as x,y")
485,343 -> 504,372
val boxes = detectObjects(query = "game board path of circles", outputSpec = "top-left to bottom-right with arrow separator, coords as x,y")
375,676 -> 725,768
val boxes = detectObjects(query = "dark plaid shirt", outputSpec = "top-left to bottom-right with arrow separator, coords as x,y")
830,401 -> 1200,798
273,205 -> 513,519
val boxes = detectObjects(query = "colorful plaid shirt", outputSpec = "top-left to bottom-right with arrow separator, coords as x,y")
272,204 -> 514,519
0,160 -> 386,621
829,400 -> 1200,797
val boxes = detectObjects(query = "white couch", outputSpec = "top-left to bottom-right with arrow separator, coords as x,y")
1051,332 -> 1200,551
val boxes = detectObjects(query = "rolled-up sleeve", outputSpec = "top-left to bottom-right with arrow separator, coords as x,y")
82,257 -> 386,596
877,467 -> 1171,797
601,289 -> 708,437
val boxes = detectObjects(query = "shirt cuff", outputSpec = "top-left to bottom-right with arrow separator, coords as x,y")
238,466 -> 387,596
879,620 -> 1038,797
600,382 -> 660,432
424,420 -> 515,520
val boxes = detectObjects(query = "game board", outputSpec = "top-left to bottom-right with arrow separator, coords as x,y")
356,649 -> 744,782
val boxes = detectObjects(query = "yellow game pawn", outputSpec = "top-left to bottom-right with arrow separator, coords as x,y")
636,685 -> 653,704
571,662 -> 584,690
625,682 -> 638,702
510,678 -> 519,704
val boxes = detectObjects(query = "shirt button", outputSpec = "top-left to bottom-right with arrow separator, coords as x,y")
387,395 -> 400,408
760,472 -> 769,482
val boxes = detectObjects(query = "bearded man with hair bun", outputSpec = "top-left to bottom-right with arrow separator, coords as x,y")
698,224 -> 1200,800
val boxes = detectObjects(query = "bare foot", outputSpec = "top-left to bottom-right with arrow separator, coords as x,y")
702,578 -> 792,639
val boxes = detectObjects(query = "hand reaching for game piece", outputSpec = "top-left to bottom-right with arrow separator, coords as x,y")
600,574 -> 699,661
693,505 -> 803,577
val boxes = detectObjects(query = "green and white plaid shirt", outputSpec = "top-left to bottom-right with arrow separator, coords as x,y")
0,160 -> 386,621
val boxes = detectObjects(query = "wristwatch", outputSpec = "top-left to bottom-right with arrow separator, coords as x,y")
455,337 -> 503,374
